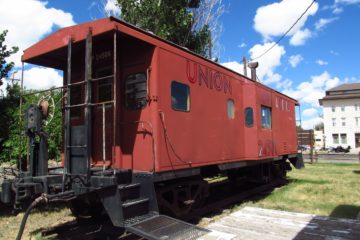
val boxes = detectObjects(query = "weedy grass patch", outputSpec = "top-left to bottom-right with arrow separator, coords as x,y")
237,163 -> 360,219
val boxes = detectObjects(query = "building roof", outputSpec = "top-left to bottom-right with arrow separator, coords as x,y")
327,83 -> 360,92
319,83 -> 360,105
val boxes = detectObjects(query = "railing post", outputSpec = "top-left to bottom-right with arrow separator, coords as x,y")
84,29 -> 93,181
113,31 -> 117,164
63,36 -> 72,191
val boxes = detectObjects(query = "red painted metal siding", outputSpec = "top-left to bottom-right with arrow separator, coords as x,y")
22,17 -> 299,174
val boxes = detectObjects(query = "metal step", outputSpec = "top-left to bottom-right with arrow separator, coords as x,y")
125,215 -> 210,240
118,183 -> 141,201
122,198 -> 150,220
122,198 -> 149,208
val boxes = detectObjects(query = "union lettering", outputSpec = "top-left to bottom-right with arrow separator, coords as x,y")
186,60 -> 232,95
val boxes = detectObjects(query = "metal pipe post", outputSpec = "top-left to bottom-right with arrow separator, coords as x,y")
84,29 -> 93,181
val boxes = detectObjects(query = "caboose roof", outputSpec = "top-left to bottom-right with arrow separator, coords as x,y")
22,17 -> 298,105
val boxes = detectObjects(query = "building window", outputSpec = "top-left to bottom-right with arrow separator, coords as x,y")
355,104 -> 359,111
275,97 -> 279,108
261,106 -> 272,129
332,134 -> 339,144
341,106 -> 345,112
245,107 -> 254,127
332,118 -> 336,127
340,133 -> 347,144
341,117 -> 346,126
125,72 -> 147,110
227,99 -> 235,119
356,117 -> 360,126
331,106 -> 336,112
171,81 -> 190,112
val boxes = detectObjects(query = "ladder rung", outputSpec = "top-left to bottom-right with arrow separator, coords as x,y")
65,100 -> 114,109
90,74 -> 114,82
66,145 -> 87,149
65,103 -> 86,108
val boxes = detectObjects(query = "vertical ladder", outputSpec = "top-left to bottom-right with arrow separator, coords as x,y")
63,30 -> 118,188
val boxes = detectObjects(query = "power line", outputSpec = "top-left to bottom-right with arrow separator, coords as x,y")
251,0 -> 317,61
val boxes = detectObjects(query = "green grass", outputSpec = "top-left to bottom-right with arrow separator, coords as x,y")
236,163 -> 360,219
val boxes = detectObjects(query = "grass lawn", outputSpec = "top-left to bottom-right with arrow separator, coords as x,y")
1,162 -> 360,239
236,162 -> 360,219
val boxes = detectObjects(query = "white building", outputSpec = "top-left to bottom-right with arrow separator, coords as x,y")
314,130 -> 324,150
319,83 -> 360,152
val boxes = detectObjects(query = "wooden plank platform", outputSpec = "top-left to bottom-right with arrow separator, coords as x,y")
205,207 -> 360,240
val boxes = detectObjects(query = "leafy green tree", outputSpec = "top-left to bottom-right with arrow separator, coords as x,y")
116,0 -> 211,57
0,87 -> 63,163
0,30 -> 19,86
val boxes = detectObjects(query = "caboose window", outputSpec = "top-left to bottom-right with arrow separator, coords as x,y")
171,81 -> 190,112
125,73 -> 147,110
245,107 -> 254,127
261,106 -> 272,129
95,67 -> 113,103
70,85 -> 82,118
227,99 -> 235,119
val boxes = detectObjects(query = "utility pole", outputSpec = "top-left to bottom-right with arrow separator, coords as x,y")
243,56 -> 247,77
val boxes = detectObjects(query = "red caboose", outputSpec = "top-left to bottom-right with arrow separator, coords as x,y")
2,17 -> 303,232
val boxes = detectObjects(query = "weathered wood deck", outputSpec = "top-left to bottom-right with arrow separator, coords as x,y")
201,207 -> 360,240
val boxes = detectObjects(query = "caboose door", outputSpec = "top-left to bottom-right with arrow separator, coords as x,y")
91,65 -> 114,167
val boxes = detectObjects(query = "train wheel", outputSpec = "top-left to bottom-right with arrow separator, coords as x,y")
70,194 -> 105,221
156,179 -> 208,218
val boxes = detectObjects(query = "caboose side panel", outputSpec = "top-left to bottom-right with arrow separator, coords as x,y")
155,47 -> 244,172
242,81 -> 259,159
256,85 -> 275,158
272,93 -> 298,155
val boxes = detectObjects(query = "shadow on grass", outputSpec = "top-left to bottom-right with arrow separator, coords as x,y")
353,170 -> 360,174
330,204 -> 360,219
32,217 -> 128,240
0,202 -> 16,217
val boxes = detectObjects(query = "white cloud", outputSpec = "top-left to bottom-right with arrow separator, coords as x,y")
238,43 -> 246,48
302,108 -> 318,118
289,54 -> 303,68
222,61 -> 250,78
0,0 -> 75,67
23,67 -> 63,90
283,71 -> 342,107
254,0 -> 318,45
289,28 -> 312,46
330,50 -> 340,56
249,42 -> 285,84
302,117 -> 323,130
316,60 -> 329,66
104,0 -> 121,16
315,18 -> 338,30
276,79 -> 293,89
335,0 -> 360,4
332,7 -> 344,14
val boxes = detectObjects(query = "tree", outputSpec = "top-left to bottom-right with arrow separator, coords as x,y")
0,87 -> 63,163
0,30 -> 19,86
115,0 -> 224,58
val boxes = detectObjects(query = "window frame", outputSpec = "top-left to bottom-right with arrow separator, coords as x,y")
245,107 -> 254,128
227,98 -> 235,120
261,105 -> 272,129
124,72 -> 148,110
171,80 -> 191,112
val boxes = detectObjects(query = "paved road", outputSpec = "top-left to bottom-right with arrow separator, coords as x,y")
302,153 -> 359,163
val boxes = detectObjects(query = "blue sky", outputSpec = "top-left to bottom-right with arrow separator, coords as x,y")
0,0 -> 359,129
